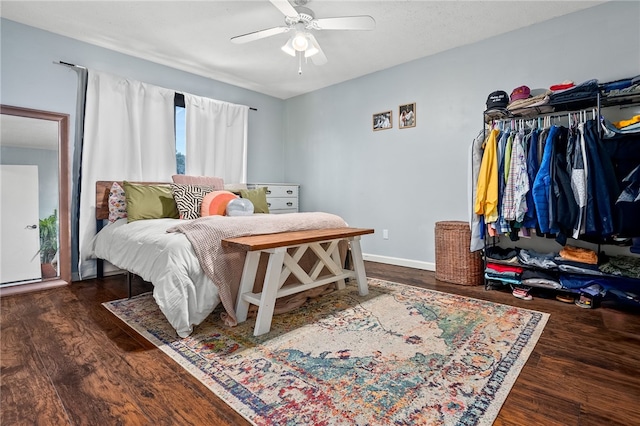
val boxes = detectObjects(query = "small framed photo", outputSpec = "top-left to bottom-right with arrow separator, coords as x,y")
399,103 -> 416,129
373,111 -> 392,131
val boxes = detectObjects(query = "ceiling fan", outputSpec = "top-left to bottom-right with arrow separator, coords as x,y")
230,0 -> 375,73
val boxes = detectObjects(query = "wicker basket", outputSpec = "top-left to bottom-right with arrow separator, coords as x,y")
435,221 -> 483,286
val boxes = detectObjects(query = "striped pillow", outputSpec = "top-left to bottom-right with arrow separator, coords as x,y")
170,183 -> 214,220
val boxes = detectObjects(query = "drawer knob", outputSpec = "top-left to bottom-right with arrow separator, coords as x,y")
287,202 -> 293,206
266,190 -> 271,195
286,190 -> 293,194
267,202 -> 271,207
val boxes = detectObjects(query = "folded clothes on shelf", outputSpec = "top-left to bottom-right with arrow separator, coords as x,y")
485,262 -> 523,275
560,273 -> 639,295
549,79 -> 599,105
559,245 -> 598,264
521,270 -> 562,289
484,246 -> 518,262
518,248 -> 558,269
599,255 -> 640,279
556,260 -> 604,276
484,273 -> 521,286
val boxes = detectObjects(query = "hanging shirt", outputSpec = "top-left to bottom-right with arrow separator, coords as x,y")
570,124 -> 587,238
495,130 -> 512,234
503,131 -> 530,222
475,128 -> 500,223
552,126 -> 578,245
523,129 -> 539,229
469,129 -> 486,252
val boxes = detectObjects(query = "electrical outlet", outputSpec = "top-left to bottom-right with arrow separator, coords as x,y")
383,229 -> 389,239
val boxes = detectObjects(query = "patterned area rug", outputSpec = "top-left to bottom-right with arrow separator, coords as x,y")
103,278 -> 549,425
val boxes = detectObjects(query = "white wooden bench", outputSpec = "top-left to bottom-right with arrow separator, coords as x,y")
222,227 -> 374,336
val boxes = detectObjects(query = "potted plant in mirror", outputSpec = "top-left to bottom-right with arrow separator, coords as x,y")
39,209 -> 58,279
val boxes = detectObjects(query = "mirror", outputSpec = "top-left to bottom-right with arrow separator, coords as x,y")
0,105 -> 71,295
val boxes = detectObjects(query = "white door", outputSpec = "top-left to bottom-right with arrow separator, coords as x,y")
1,165 -> 42,284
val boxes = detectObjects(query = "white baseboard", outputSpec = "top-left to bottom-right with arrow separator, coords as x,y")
363,253 -> 435,271
73,269 -> 125,282
72,255 -> 432,281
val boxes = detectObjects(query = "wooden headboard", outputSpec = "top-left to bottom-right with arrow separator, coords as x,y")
96,181 -> 117,220
95,180 -> 169,220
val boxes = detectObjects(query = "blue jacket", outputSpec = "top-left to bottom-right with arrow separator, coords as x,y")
583,120 -> 618,236
532,126 -> 560,233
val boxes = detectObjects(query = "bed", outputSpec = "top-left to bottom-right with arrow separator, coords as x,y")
91,180 -> 349,337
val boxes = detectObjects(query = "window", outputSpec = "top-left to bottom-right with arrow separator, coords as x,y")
175,93 -> 186,174
175,105 -> 186,174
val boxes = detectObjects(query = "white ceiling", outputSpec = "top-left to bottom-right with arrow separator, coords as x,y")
1,114 -> 59,150
1,1 -> 605,99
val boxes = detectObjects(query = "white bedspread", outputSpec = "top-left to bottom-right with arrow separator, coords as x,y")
92,218 -> 219,337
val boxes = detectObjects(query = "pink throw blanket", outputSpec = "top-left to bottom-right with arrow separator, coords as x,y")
167,212 -> 347,325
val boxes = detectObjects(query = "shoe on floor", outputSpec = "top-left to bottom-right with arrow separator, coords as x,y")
512,287 -> 533,301
556,293 -> 575,303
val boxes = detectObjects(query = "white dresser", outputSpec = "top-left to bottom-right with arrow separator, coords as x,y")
247,183 -> 299,214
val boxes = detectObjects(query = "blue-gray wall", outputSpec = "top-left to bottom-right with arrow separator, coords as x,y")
1,146 -> 58,220
2,1 -> 639,277
283,1 -> 640,269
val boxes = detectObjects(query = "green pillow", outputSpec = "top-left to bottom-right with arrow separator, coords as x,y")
240,187 -> 270,214
123,181 -> 180,222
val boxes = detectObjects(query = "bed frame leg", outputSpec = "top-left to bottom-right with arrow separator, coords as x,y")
127,271 -> 132,299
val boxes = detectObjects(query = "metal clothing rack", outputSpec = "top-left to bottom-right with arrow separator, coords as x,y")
478,93 -> 604,290
476,90 -> 640,290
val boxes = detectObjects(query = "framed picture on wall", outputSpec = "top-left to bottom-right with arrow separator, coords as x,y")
399,103 -> 416,129
372,111 -> 392,131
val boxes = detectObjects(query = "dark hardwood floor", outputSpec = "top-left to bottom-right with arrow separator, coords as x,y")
2,262 -> 639,425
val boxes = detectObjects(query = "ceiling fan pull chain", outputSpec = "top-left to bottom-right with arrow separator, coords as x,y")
298,51 -> 303,75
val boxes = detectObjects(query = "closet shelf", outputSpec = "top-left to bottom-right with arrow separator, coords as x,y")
484,91 -> 640,123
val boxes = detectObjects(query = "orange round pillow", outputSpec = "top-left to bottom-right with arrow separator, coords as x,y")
201,191 -> 238,216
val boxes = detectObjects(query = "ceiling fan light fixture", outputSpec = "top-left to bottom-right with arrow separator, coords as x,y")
304,44 -> 319,58
281,38 -> 296,56
291,32 -> 309,51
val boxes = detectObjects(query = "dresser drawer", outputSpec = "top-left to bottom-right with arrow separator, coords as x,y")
267,197 -> 298,211
264,185 -> 298,198
247,183 -> 300,213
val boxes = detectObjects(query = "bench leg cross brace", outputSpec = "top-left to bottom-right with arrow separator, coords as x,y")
235,236 -> 368,336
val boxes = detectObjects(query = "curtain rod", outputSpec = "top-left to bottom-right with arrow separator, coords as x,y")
54,60 -> 258,111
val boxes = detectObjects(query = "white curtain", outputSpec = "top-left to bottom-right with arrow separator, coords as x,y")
78,70 -> 176,278
184,93 -> 249,184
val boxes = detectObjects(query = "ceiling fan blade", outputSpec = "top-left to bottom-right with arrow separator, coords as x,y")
306,34 -> 327,66
230,26 -> 289,44
314,16 -> 376,31
269,0 -> 298,18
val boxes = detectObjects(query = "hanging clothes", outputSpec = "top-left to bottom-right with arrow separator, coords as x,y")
523,128 -> 540,229
469,129 -> 486,252
474,109 -> 639,244
570,123 -> 587,238
502,130 -> 529,223
475,128 -> 500,223
583,119 -> 618,237
552,126 -> 578,245
600,123 -> 640,236
495,130 -> 512,234
532,125 -> 561,234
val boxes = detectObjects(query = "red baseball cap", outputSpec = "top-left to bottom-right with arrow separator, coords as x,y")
510,86 -> 531,101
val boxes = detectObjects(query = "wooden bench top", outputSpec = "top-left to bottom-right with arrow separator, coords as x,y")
222,227 -> 374,251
